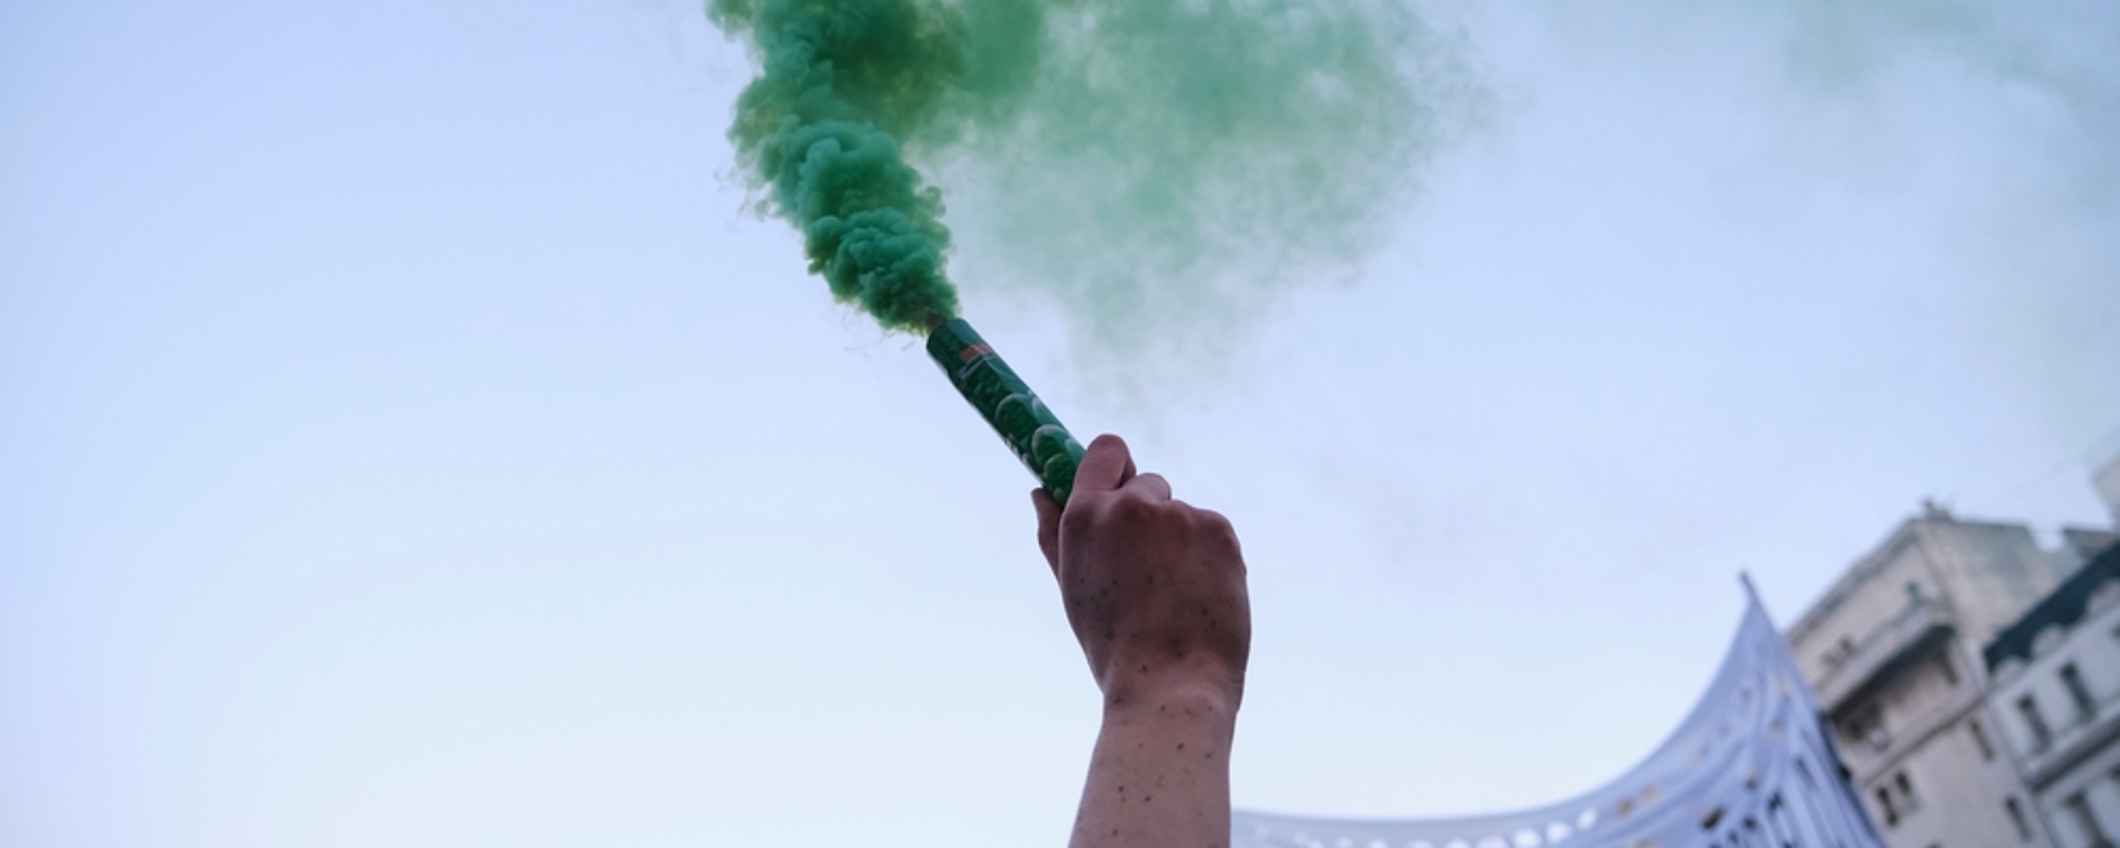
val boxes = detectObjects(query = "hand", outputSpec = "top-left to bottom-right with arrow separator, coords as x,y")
1032,434 -> 1251,710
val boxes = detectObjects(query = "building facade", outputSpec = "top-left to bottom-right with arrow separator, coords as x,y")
1986,542 -> 2120,848
1235,581 -> 1879,848
1786,506 -> 2116,848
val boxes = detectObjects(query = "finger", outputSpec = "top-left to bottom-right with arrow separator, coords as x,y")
1031,488 -> 1061,575
1122,471 -> 1172,502
1073,433 -> 1133,495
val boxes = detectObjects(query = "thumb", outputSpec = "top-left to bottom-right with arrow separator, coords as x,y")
1031,488 -> 1061,576
1072,434 -> 1134,496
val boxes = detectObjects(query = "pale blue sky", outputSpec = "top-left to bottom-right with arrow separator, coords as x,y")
5,2 -> 2117,846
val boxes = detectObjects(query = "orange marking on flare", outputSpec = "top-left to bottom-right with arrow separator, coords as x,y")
959,343 -> 994,364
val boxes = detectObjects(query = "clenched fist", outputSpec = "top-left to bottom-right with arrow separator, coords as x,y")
1031,434 -> 1251,711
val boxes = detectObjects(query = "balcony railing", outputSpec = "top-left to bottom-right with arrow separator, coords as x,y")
2024,697 -> 2120,789
1815,598 -> 1955,714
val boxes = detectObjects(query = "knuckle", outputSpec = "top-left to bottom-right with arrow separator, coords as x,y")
1111,492 -> 1158,522
1196,508 -> 1238,544
1058,501 -> 1100,537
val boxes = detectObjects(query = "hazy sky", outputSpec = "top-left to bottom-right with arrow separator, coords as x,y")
5,2 -> 2117,846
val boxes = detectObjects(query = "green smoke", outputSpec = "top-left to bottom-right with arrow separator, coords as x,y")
709,0 -> 1469,339
708,0 -> 1046,331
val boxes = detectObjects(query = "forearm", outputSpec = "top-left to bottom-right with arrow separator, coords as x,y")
1069,686 -> 1238,847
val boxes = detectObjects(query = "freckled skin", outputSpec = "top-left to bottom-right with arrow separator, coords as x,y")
1032,434 -> 1251,848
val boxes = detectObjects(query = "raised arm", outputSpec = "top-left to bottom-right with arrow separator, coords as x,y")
1031,434 -> 1252,847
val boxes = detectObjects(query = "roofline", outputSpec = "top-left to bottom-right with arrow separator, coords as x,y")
1787,517 -> 1920,644
1788,511 -> 2048,644
1984,541 -> 2120,671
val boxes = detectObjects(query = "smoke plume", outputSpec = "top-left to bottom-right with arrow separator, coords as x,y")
710,0 -> 1466,338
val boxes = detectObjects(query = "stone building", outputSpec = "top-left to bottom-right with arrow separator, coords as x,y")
1986,541 -> 2120,848
1787,505 -> 2116,848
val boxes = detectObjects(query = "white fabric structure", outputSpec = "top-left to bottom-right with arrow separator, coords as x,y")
1234,581 -> 1883,848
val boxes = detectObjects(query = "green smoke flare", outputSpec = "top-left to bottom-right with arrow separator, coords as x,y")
710,0 -> 1469,338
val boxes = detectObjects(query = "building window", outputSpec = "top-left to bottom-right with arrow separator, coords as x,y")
2007,796 -> 2033,842
2020,695 -> 2054,751
1970,717 -> 1995,761
2063,663 -> 2098,721
1869,772 -> 1921,830
2065,791 -> 2113,848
